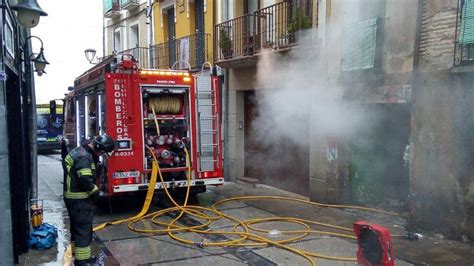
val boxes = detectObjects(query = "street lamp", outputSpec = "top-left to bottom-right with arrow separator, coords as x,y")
84,48 -> 97,64
11,0 -> 48,29
23,35 -> 49,76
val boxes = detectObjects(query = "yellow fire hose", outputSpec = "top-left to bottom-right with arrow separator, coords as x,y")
63,108 -> 400,265
63,146 -> 400,266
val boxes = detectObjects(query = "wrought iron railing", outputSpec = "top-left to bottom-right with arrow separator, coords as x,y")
214,0 -> 313,62
116,47 -> 150,69
254,0 -> 312,51
150,33 -> 211,70
454,0 -> 474,67
454,43 -> 474,67
215,14 -> 255,61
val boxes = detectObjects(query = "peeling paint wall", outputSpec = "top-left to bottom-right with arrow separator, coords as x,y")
410,72 -> 464,236
411,0 -> 474,239
310,0 -> 417,205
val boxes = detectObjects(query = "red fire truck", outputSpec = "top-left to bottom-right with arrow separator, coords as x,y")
61,56 -> 223,197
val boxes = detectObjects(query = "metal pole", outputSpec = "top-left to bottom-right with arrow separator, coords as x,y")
222,0 -> 230,181
0,1 -> 14,263
27,32 -> 38,200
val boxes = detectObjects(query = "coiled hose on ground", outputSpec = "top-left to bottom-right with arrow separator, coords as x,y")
64,146 -> 399,266
63,110 -> 399,266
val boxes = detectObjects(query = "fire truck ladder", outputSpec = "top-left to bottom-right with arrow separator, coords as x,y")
195,63 -> 219,172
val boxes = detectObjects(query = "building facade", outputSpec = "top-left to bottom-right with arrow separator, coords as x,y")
150,0 -> 215,70
216,0 -> 316,196
217,0 -> 474,240
312,0 -> 417,209
102,0 -> 215,71
410,0 -> 474,239
1,0 -> 43,262
104,0 -> 150,67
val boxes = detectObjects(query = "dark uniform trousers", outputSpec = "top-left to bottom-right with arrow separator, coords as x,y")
64,198 -> 94,264
63,144 -> 98,265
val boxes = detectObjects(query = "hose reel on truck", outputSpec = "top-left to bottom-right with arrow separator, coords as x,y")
63,58 -> 224,198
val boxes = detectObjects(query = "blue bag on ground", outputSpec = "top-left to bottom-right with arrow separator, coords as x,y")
28,223 -> 58,250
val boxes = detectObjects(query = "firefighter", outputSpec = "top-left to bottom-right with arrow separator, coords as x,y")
63,135 -> 115,265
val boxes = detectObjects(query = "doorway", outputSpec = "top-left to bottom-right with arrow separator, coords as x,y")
244,91 -> 309,196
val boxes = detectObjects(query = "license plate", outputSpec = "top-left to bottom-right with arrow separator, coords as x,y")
113,171 -> 140,179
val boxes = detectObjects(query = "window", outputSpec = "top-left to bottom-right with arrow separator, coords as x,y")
341,18 -> 378,72
455,0 -> 474,66
459,0 -> 474,44
129,24 -> 139,48
114,29 -> 122,52
4,14 -> 15,58
104,0 -> 119,13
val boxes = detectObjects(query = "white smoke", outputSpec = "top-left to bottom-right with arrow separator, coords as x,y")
251,30 -> 354,147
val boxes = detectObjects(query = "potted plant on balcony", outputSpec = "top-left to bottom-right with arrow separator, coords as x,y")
219,28 -> 233,59
288,8 -> 312,43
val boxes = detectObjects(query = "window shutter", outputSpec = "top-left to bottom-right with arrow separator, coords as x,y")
341,18 -> 378,71
104,0 -> 112,13
195,0 -> 206,67
459,0 -> 474,44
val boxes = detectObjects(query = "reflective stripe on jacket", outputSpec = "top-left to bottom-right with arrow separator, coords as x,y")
63,144 -> 98,199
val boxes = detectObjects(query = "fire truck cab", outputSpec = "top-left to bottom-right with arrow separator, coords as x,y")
62,57 -> 223,197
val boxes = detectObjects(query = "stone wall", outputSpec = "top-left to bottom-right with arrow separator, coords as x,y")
224,67 -> 257,181
410,72 -> 464,236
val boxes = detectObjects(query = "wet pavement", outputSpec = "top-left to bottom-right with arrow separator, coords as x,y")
18,152 -> 474,265
19,152 -> 69,265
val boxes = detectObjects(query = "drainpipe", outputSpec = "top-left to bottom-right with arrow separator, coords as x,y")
407,0 -> 423,231
222,0 -> 231,180
103,7 -> 106,57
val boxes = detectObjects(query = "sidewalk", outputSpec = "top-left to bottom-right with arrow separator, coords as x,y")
19,153 -> 69,265
18,154 -> 473,265
213,181 -> 474,265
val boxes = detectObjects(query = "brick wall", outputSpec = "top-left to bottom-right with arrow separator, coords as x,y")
419,0 -> 457,71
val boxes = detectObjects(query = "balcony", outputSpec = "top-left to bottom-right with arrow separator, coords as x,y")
215,0 -> 313,66
149,33 -> 212,70
121,0 -> 139,11
116,47 -> 150,69
453,0 -> 474,68
104,0 -> 121,19
215,14 -> 255,64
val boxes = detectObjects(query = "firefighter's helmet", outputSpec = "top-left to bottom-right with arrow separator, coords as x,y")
93,135 -> 115,155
